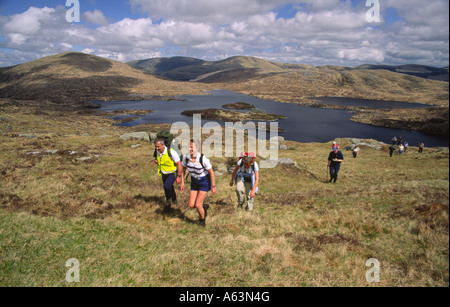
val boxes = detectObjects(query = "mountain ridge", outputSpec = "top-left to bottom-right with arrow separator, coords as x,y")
127,56 -> 314,81
128,55 -> 449,82
1,52 -> 448,107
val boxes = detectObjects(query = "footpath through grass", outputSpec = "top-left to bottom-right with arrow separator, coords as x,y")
0,105 -> 448,287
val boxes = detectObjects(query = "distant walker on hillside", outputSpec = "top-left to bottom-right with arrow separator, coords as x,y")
328,146 -> 344,184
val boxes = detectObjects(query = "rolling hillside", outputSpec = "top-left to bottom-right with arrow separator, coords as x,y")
0,52 -> 448,136
127,55 -> 449,106
127,56 -> 306,82
0,52 -> 208,104
354,64 -> 449,82
216,64 -> 449,106
128,55 -> 449,83
1,52 -> 447,107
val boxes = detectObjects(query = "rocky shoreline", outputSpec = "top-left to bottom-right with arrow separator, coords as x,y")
180,108 -> 286,122
349,106 -> 449,137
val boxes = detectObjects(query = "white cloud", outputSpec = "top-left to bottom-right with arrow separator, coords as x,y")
337,48 -> 385,63
82,10 -> 109,26
129,0 -> 289,23
0,1 -> 448,67
1,6 -> 56,35
384,0 -> 449,27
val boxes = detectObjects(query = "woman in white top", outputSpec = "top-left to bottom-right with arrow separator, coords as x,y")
180,139 -> 216,227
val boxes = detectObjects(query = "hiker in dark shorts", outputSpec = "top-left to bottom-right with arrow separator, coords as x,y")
328,146 -> 344,184
154,137 -> 182,212
180,139 -> 216,227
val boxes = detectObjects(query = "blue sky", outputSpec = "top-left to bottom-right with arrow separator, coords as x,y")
0,0 -> 448,67
0,0 -> 146,22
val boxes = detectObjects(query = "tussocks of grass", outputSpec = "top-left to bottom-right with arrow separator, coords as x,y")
0,107 -> 448,287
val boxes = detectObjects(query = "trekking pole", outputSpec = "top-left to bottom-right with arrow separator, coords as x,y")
326,165 -> 329,183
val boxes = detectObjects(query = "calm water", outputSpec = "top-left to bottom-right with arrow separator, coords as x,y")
97,90 -> 448,147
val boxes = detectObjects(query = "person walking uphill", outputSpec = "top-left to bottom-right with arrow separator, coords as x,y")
328,146 -> 344,184
180,139 -> 216,227
154,137 -> 182,212
230,152 -> 260,211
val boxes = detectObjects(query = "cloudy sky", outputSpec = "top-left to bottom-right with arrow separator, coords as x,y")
0,0 -> 448,67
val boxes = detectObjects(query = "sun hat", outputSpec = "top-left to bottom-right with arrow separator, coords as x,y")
240,152 -> 256,158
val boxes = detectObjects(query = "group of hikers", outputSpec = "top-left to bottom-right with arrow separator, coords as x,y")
152,132 -> 346,227
153,134 -> 260,227
152,131 -> 427,227
389,136 -> 425,157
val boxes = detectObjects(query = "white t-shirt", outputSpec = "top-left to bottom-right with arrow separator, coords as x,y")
157,147 -> 180,163
182,153 -> 212,179
237,159 -> 259,173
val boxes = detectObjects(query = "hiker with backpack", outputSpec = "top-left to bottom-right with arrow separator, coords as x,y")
180,139 -> 216,227
153,135 -> 182,212
328,145 -> 344,184
229,152 -> 260,211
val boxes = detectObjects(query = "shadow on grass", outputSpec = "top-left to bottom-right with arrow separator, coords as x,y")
134,194 -> 198,225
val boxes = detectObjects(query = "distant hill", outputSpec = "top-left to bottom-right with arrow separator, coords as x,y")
129,56 -> 449,83
128,56 -> 311,82
354,64 -> 449,82
214,64 -> 449,107
0,52 -> 206,104
128,57 -> 207,80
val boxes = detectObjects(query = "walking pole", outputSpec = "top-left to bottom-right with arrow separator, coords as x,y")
327,165 -> 329,183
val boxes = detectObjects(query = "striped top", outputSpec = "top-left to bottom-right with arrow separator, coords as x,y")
182,153 -> 212,180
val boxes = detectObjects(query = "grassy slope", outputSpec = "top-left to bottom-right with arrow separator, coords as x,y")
217,67 -> 449,106
1,102 -> 448,287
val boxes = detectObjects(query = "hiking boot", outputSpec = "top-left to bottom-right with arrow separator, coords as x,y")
163,203 -> 171,212
247,199 -> 254,211
199,219 -> 206,227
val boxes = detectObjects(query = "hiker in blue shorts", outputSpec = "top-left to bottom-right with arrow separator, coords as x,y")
180,139 -> 216,227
